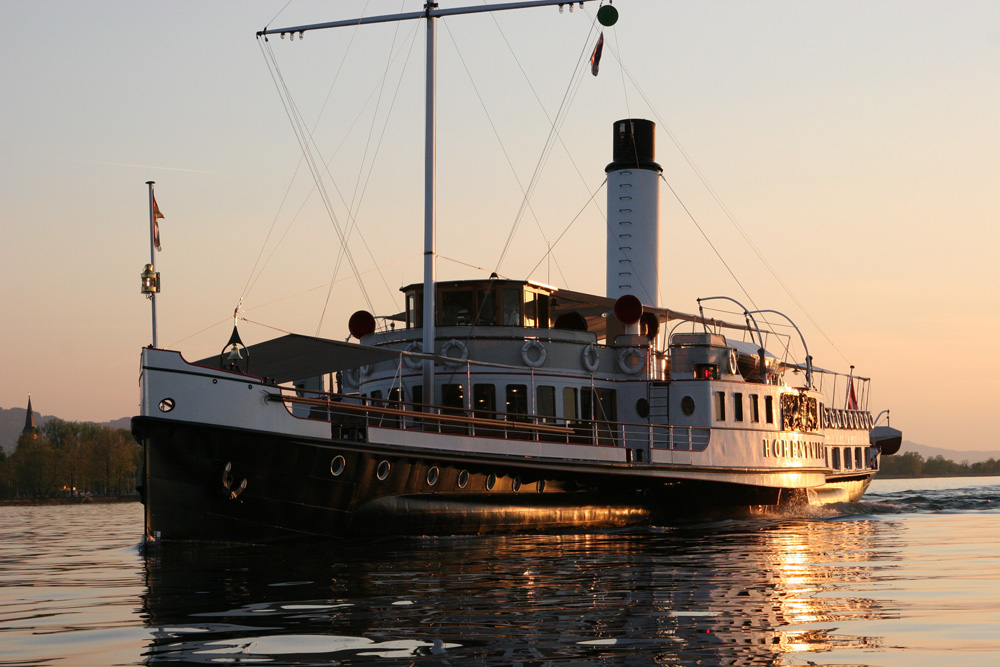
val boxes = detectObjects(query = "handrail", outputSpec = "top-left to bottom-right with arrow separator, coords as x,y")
267,393 -> 574,435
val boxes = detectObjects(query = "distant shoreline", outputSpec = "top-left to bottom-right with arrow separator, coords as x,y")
0,496 -> 139,507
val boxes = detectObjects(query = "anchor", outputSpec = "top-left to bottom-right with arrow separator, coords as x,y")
221,461 -> 247,500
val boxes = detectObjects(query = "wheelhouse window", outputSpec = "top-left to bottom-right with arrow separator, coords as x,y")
502,289 -> 522,325
733,393 -> 744,422
764,395 -> 774,424
406,291 -> 421,328
750,394 -> 760,423
402,281 -> 553,329
439,291 -> 476,326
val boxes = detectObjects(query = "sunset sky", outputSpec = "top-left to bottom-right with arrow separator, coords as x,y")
2,0 -> 997,451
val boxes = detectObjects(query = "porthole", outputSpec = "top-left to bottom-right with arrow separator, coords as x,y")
426,466 -> 440,486
681,396 -> 695,416
636,398 -> 649,419
158,398 -> 175,413
512,477 -> 522,493
537,479 -> 545,493
485,473 -> 497,491
330,455 -> 346,476
457,470 -> 469,489
376,460 -> 391,481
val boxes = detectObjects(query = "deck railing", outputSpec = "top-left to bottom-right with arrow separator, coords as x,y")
266,391 -> 710,453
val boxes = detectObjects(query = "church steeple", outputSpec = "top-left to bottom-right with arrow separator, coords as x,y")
22,394 -> 37,438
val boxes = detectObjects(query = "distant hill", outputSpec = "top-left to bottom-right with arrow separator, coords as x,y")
900,440 -> 1000,464
0,407 -> 131,455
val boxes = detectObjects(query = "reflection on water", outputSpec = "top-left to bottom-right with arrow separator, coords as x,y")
142,518 -> 898,665
4,481 -> 999,666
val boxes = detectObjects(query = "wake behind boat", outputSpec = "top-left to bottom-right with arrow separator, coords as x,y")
132,1 -> 901,542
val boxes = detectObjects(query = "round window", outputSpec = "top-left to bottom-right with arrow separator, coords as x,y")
457,470 -> 469,489
376,460 -> 391,481
330,455 -> 346,476
681,396 -> 695,416
426,466 -> 440,486
485,473 -> 497,491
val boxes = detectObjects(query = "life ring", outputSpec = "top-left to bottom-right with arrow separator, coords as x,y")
343,367 -> 361,388
403,341 -> 423,370
618,347 -> 645,375
440,339 -> 468,366
581,343 -> 600,372
728,348 -> 738,375
521,340 -> 547,367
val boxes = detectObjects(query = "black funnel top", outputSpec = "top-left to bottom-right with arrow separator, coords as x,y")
605,118 -> 662,173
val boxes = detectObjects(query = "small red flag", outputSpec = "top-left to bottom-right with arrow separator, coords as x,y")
152,193 -> 165,251
847,380 -> 858,410
590,32 -> 604,77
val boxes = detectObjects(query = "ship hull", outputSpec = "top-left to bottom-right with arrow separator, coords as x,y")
134,417 -> 804,543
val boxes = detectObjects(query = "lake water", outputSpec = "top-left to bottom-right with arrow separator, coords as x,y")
1,477 -> 999,666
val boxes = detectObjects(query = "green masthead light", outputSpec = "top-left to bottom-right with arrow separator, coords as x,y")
597,5 -> 618,27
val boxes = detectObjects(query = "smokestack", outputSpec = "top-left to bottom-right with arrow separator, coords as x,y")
605,119 -> 662,307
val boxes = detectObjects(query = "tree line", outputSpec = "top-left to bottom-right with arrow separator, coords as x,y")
0,419 -> 140,499
878,451 -> 1000,478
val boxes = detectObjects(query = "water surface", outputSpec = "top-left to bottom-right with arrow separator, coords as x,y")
1,477 -> 999,666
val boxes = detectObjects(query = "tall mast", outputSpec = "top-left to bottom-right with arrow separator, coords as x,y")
258,0 -> 598,407
422,3 -> 438,406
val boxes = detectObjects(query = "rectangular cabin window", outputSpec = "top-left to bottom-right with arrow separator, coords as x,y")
388,387 -> 402,405
832,447 -> 841,470
843,447 -> 853,469
506,384 -> 529,420
733,393 -> 744,422
439,290 -> 475,326
537,293 -> 550,328
406,292 -> 421,329
563,387 -> 578,421
411,385 -> 423,406
476,289 -> 497,326
581,388 -> 617,422
524,291 -> 537,328
537,386 -> 556,423
764,395 -> 774,424
502,289 -> 521,326
473,384 -> 496,418
855,447 -> 863,469
441,384 -> 465,415
715,392 -> 727,422
750,394 -> 760,423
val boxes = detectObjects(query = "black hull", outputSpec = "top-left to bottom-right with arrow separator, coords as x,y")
133,417 -> 795,543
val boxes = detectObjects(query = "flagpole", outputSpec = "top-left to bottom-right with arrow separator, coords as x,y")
146,181 -> 158,348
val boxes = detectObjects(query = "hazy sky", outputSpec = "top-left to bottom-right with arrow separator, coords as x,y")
2,1 -> 998,451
